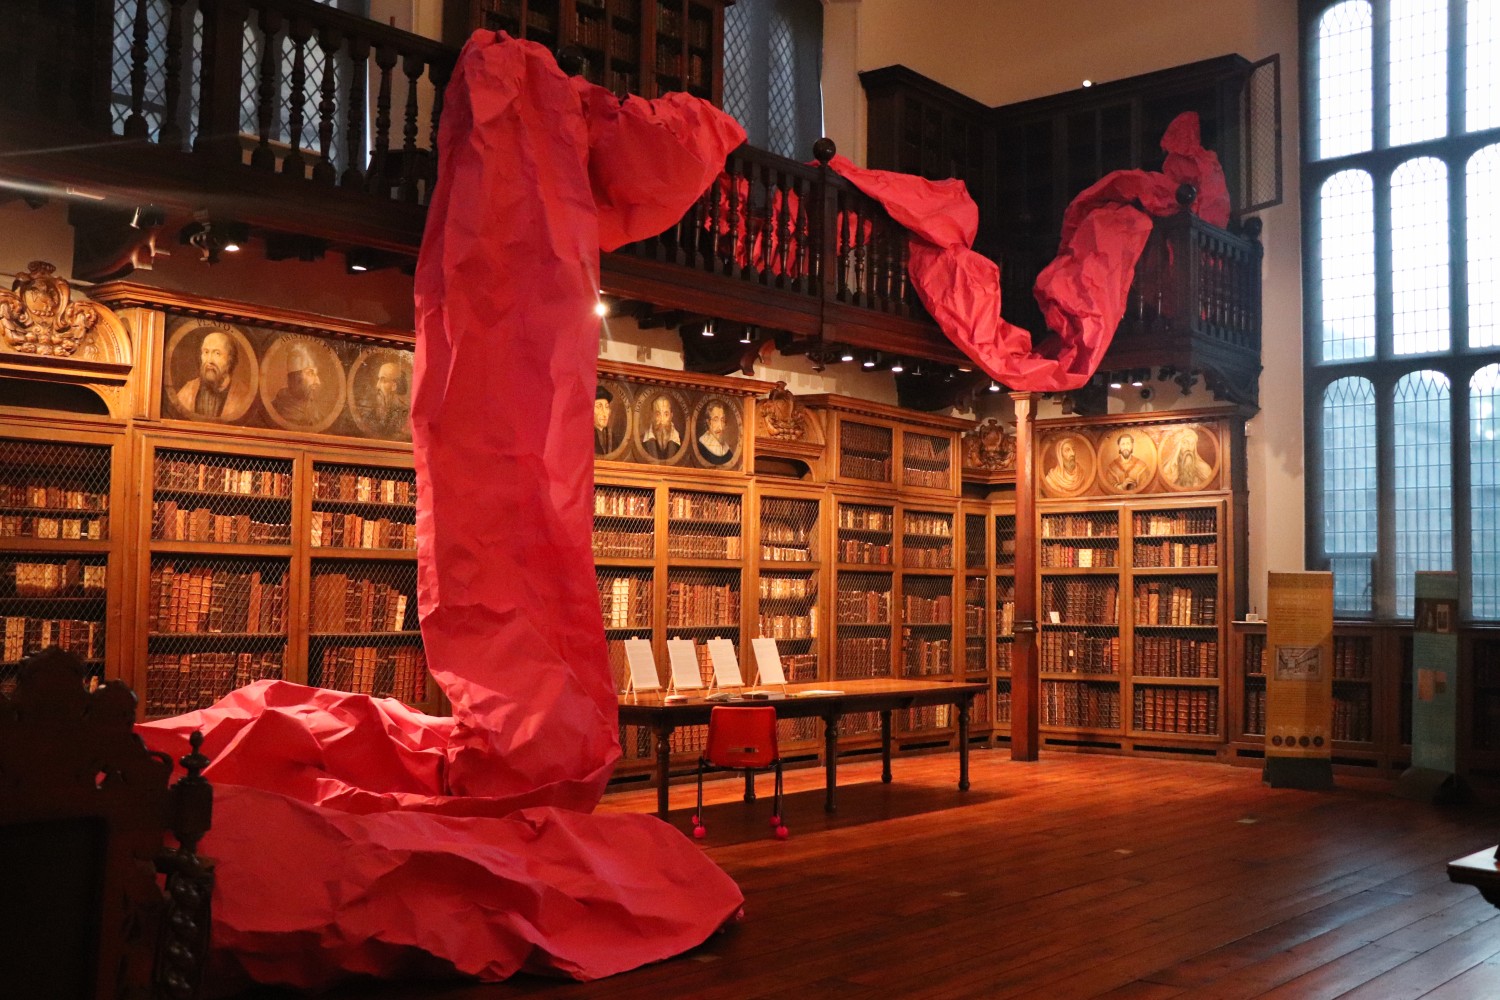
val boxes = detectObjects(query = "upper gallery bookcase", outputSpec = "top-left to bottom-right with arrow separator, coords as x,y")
446,0 -> 730,103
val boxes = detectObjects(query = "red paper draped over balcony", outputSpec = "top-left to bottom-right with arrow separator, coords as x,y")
139,32 -> 748,990
826,112 -> 1230,392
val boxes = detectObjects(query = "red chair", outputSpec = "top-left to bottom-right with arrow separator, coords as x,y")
692,706 -> 788,840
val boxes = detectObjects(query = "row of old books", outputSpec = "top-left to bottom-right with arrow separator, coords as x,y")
903,513 -> 952,537
594,489 -> 652,518
1042,680 -> 1121,729
310,512 -> 415,550
903,544 -> 953,569
996,638 -> 1013,672
1042,514 -> 1114,538
838,506 -> 893,531
759,611 -> 816,639
313,470 -> 415,505
2,617 -> 103,662
995,685 -> 1012,723
1333,639 -> 1373,678
902,632 -> 951,675
152,502 -> 292,544
666,533 -> 742,559
1245,684 -> 1266,735
0,512 -> 108,540
1132,687 -> 1219,736
969,691 -> 991,727
0,483 -> 109,511
904,704 -> 952,730
1040,631 -> 1119,674
144,651 -> 284,717
310,574 -> 411,633
317,644 -> 427,703
964,601 -> 985,633
1133,636 -> 1219,678
996,600 -> 1016,636
904,434 -> 950,463
598,574 -> 651,629
902,466 -> 950,490
837,588 -> 890,624
593,529 -> 653,558
965,637 -> 986,672
902,593 -> 952,624
157,458 -> 292,498
760,575 -> 815,600
1134,582 -> 1216,626
1043,578 -> 1119,624
1134,510 -> 1216,536
1333,689 -> 1373,742
666,493 -> 740,522
781,651 -> 818,683
1041,543 -> 1118,568
835,636 -> 891,679
841,453 -> 893,481
664,580 -> 738,627
1132,539 -> 1217,568
838,539 -> 892,564
1244,633 -> 1268,675
148,564 -> 287,634
761,540 -> 814,562
8,558 -> 106,597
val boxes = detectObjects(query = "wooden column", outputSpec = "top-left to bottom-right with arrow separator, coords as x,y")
1009,392 -> 1039,760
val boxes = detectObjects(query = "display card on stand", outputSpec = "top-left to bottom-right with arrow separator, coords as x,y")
666,638 -> 705,695
622,637 -> 661,699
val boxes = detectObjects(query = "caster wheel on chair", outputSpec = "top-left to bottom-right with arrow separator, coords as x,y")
775,825 -> 789,840
768,815 -> 781,828
693,825 -> 707,839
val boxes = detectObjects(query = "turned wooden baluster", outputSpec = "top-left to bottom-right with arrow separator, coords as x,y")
250,8 -> 284,172
726,161 -> 742,276
874,212 -> 891,310
792,176 -> 810,293
367,44 -> 397,196
775,171 -> 792,287
706,174 -> 723,273
159,0 -> 188,147
427,57 -> 453,201
342,37 -> 370,189
283,17 -> 313,176
895,234 -> 910,316
124,0 -> 152,139
398,54 -> 423,203
758,162 -> 774,283
312,24 -> 341,185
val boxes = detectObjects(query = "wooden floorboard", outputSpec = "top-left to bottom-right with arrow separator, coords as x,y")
227,750 -> 1500,1000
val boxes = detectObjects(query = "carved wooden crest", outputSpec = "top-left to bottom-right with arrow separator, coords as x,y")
758,381 -> 810,441
962,418 -> 1016,472
0,261 -> 108,357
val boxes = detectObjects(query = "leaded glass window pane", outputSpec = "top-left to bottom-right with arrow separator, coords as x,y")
1469,145 -> 1500,349
1468,0 -> 1500,131
1394,370 -> 1453,616
1390,157 -> 1451,355
1320,170 -> 1377,361
1323,378 -> 1378,613
1388,0 -> 1448,146
1471,365 -> 1500,617
1316,1 -> 1374,159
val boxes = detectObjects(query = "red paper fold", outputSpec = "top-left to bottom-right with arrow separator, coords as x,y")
826,112 -> 1228,392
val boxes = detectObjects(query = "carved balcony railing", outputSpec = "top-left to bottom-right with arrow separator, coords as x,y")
0,1 -> 1262,399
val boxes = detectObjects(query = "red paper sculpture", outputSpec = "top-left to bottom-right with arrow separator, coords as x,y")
139,32 -> 748,989
826,111 -> 1229,392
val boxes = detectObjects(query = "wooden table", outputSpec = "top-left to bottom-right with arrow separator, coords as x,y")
617,679 -> 988,818
1448,847 -> 1500,909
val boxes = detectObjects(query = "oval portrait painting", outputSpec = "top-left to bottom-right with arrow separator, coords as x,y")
633,387 -> 689,465
1095,427 -> 1159,495
591,379 -> 631,461
1039,432 -> 1096,499
259,335 -> 347,434
348,348 -> 414,441
691,394 -> 742,469
1157,424 -> 1220,492
162,320 -> 259,424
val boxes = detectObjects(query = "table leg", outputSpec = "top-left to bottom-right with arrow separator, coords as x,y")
958,696 -> 971,792
823,712 -> 839,812
881,709 -> 893,783
655,723 -> 674,818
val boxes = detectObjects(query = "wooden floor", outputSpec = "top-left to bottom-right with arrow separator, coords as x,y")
233,750 -> 1500,999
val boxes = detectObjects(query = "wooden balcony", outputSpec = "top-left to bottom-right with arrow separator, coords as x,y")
0,0 -> 1262,404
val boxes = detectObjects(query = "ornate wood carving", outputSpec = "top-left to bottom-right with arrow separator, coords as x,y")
961,418 -> 1016,474
1,262 -> 113,358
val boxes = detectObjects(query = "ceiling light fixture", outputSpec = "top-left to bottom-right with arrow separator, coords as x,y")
988,379 -> 1001,392
889,359 -> 905,373
701,319 -> 715,338
840,347 -> 855,363
862,352 -> 878,369
740,325 -> 754,345
594,300 -> 609,317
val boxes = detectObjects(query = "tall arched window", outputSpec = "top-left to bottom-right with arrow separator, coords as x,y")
1304,1 -> 1500,621
722,0 -> 821,160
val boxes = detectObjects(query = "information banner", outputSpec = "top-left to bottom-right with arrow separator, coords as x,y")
1411,571 -> 1459,774
1266,572 -> 1334,762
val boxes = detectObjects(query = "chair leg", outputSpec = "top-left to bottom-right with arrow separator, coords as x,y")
693,758 -> 707,839
772,760 -> 788,839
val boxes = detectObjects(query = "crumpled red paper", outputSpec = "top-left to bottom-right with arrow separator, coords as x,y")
139,32 -> 747,989
826,112 -> 1229,391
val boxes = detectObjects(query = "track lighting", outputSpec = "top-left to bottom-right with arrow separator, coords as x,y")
179,215 -> 247,264
910,363 -> 922,377
840,346 -> 855,363
862,352 -> 878,369
889,359 -> 904,373
594,300 -> 609,317
740,325 -> 754,345
988,379 -> 1001,392
701,319 -> 715,338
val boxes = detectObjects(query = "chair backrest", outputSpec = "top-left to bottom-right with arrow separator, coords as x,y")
705,706 -> 780,768
0,647 -> 213,1000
